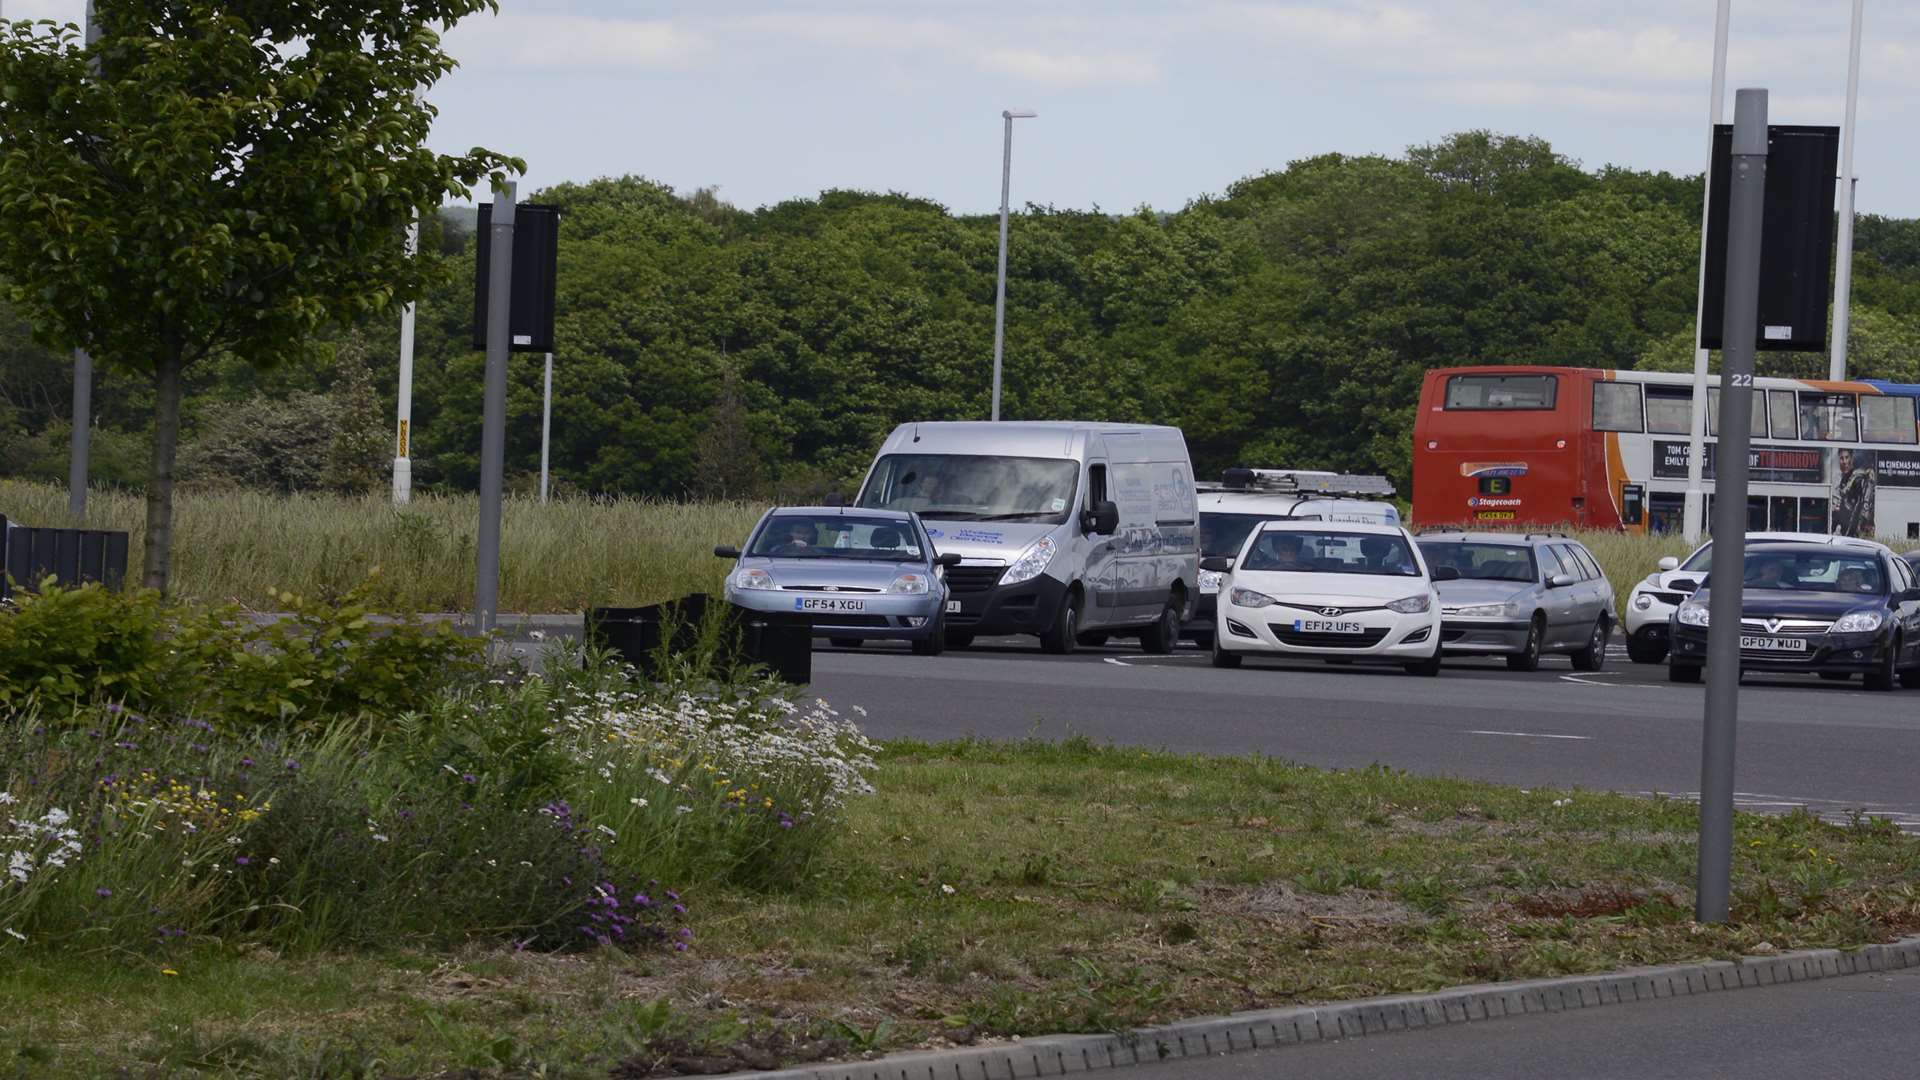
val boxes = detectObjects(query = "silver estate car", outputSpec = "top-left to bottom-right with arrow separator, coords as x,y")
716,507 -> 959,655
1415,532 -> 1616,671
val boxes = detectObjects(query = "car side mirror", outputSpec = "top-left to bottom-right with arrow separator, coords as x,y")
713,545 -> 741,559
1432,566 -> 1461,582
936,552 -> 963,568
1657,556 -> 1680,572
1082,499 -> 1120,536
1549,573 -> 1576,588
1199,556 -> 1235,573
1901,587 -> 1920,603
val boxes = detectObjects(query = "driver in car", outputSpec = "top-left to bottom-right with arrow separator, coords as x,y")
770,520 -> 818,555
1836,566 -> 1874,593
1256,533 -> 1313,571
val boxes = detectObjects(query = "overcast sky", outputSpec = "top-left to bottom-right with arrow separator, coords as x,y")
15,1 -> 1920,216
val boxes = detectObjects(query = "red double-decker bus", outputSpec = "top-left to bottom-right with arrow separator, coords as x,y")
1410,365 -> 1920,540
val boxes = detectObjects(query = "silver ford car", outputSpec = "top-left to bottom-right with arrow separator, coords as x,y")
716,507 -> 959,655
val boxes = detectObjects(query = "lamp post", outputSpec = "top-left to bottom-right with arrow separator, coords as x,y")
1830,0 -> 1865,381
991,108 -> 1036,422
393,88 -> 424,506
1683,0 -> 1732,545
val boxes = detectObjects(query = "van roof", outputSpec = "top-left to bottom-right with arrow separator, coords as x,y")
877,421 -> 1188,460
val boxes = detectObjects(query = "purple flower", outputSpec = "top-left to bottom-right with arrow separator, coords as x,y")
240,758 -> 254,768
283,759 -> 300,772
234,856 -> 250,867
95,887 -> 113,898
678,928 -> 693,940
672,903 -> 687,915
461,773 -> 476,784
665,890 -> 680,901
634,893 -> 652,907
106,703 -> 123,713
673,942 -> 688,952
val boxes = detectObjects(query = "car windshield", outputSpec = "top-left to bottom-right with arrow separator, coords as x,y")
1242,529 -> 1420,576
749,516 -> 924,561
857,454 -> 1078,524
1416,542 -> 1537,583
1198,512 -> 1275,557
1731,552 -> 1886,594
1680,543 -> 1714,572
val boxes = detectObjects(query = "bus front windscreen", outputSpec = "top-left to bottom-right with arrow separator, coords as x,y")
857,454 -> 1078,524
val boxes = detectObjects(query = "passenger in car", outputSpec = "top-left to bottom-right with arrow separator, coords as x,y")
771,521 -> 819,555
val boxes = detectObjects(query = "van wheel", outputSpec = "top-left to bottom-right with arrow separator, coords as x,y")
828,637 -> 863,649
1140,598 -> 1181,654
1570,619 -> 1609,672
1506,616 -> 1544,672
1040,591 -> 1081,655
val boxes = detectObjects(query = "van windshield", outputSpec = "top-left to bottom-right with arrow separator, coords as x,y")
857,454 -> 1078,524
1199,513 -> 1273,557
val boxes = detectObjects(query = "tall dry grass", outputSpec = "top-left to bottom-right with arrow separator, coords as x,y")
1,480 -> 763,611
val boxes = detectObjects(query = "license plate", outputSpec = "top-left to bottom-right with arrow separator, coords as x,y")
1739,635 -> 1807,652
946,600 -> 962,613
798,597 -> 866,613
1295,619 -> 1364,634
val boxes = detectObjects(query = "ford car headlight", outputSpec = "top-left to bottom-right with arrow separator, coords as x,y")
1632,593 -> 1654,610
1833,611 -> 1884,633
1676,600 -> 1710,627
1387,594 -> 1431,615
889,572 -> 930,594
1000,536 -> 1056,585
734,568 -> 778,591
1199,569 -> 1224,594
1229,587 -> 1277,608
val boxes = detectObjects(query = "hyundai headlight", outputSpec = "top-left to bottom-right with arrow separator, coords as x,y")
1229,586 -> 1277,609
1199,569 -> 1224,594
1387,593 -> 1431,615
1676,601 -> 1710,627
889,572 -> 930,594
1632,593 -> 1653,611
1833,611 -> 1884,633
1000,536 -> 1056,585
734,568 -> 778,591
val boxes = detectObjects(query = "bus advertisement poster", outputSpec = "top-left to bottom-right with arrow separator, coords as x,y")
1652,441 -> 1824,484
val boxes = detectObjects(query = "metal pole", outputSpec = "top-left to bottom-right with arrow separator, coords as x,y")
474,180 -> 515,636
539,351 -> 552,504
67,2 -> 102,523
1830,0 -> 1864,381
393,208 -> 418,505
1697,88 -> 1766,926
991,113 -> 1013,422
1684,0 -> 1732,545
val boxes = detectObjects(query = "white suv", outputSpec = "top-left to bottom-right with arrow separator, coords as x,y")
1623,531 -> 1895,663
1203,520 -> 1453,676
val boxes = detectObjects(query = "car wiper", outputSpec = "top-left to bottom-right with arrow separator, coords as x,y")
972,512 -> 1055,522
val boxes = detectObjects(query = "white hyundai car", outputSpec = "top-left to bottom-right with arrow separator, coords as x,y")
1203,521 -> 1455,675
1624,531 -> 1895,663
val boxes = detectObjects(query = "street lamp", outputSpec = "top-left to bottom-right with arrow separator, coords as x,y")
991,108 -> 1036,422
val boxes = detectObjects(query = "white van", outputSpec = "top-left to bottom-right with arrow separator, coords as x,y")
854,422 -> 1199,654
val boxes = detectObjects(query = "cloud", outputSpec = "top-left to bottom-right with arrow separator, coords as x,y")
976,48 -> 1162,88
445,14 -> 702,72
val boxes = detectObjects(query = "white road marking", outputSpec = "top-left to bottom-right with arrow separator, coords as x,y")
1103,657 -> 1132,668
1558,673 -> 1661,688
1467,730 -> 1593,740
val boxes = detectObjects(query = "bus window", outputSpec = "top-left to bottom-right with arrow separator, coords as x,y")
1592,383 -> 1642,432
1649,492 -> 1683,534
1444,374 -> 1557,410
1769,495 -> 1798,531
1706,388 -> 1768,438
1768,390 -> 1798,440
1646,386 -> 1692,434
1800,497 -> 1829,534
1861,395 -> 1918,445
1799,393 -> 1859,442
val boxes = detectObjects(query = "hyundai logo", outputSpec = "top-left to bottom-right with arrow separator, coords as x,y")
1320,606 -> 1343,617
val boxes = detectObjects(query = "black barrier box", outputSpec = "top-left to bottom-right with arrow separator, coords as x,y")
0,515 -> 130,600
585,593 -> 811,685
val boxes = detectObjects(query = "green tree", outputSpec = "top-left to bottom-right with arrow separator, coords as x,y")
0,1 -> 515,592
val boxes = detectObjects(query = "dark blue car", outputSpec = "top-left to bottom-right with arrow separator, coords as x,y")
1668,544 -> 1920,690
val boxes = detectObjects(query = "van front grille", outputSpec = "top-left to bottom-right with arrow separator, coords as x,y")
945,566 -> 1006,594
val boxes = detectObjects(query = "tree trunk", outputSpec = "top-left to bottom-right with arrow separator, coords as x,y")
142,351 -> 186,594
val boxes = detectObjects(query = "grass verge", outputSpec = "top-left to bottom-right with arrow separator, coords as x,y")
7,737 -> 1917,1077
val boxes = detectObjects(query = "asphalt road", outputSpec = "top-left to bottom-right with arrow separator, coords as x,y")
1120,966 -> 1920,1080
806,636 -> 1920,830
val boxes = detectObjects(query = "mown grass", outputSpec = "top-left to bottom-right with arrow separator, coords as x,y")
4,480 -> 1710,615
0,480 -> 763,612
7,738 -> 1917,1077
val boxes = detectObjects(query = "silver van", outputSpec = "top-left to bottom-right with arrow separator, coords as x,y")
854,422 -> 1199,654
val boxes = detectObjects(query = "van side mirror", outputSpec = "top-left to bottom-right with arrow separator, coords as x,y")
936,552 -> 963,568
713,545 -> 741,559
1432,566 -> 1461,582
1657,556 -> 1680,572
1083,500 -> 1120,536
1548,573 -> 1576,588
1199,556 -> 1234,573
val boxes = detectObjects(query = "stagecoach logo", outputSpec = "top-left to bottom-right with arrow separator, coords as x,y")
1467,497 -> 1522,508
1320,606 -> 1344,617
